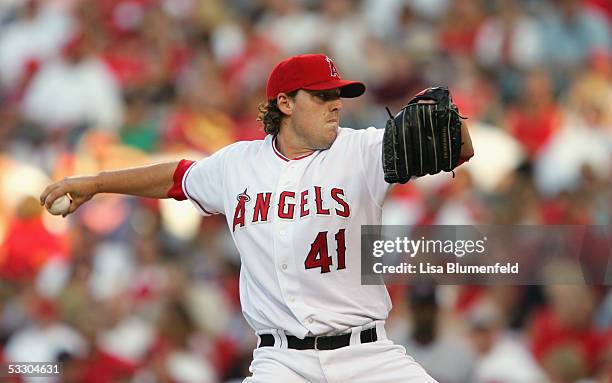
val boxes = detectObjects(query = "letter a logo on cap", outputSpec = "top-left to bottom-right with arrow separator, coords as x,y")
325,56 -> 340,78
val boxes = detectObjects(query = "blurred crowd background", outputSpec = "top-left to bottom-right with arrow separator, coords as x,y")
0,0 -> 610,382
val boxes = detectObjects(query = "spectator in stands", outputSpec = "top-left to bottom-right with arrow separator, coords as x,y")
402,284 -> 476,383
21,29 -> 124,135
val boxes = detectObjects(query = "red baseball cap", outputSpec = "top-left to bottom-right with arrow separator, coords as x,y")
266,54 -> 366,100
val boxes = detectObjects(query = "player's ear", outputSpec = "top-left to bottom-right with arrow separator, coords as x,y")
277,93 -> 294,116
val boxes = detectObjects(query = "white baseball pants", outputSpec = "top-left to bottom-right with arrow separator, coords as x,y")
244,322 -> 438,383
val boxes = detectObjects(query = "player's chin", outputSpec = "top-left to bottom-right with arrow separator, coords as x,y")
318,126 -> 338,149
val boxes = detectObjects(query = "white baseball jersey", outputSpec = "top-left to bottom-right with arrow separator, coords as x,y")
173,127 -> 392,339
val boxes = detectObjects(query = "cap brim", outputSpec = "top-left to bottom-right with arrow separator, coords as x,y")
303,79 -> 366,98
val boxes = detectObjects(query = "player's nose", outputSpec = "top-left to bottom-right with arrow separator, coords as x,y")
329,98 -> 342,112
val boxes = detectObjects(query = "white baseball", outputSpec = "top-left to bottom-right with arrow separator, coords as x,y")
47,194 -> 72,215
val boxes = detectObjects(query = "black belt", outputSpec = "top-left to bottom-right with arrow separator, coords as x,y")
258,327 -> 378,351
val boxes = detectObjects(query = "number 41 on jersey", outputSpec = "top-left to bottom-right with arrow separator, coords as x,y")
304,229 -> 346,273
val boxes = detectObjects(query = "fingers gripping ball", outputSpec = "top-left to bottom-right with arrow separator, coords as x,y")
47,194 -> 72,216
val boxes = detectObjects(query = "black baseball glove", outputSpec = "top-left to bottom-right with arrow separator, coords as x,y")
382,87 -> 465,184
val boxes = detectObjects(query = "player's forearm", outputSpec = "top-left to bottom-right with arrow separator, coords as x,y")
95,161 -> 179,199
41,161 -> 181,216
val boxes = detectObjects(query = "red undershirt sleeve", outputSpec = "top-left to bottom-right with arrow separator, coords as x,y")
167,159 -> 195,201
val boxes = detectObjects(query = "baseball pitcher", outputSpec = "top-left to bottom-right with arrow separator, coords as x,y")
41,54 -> 473,382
